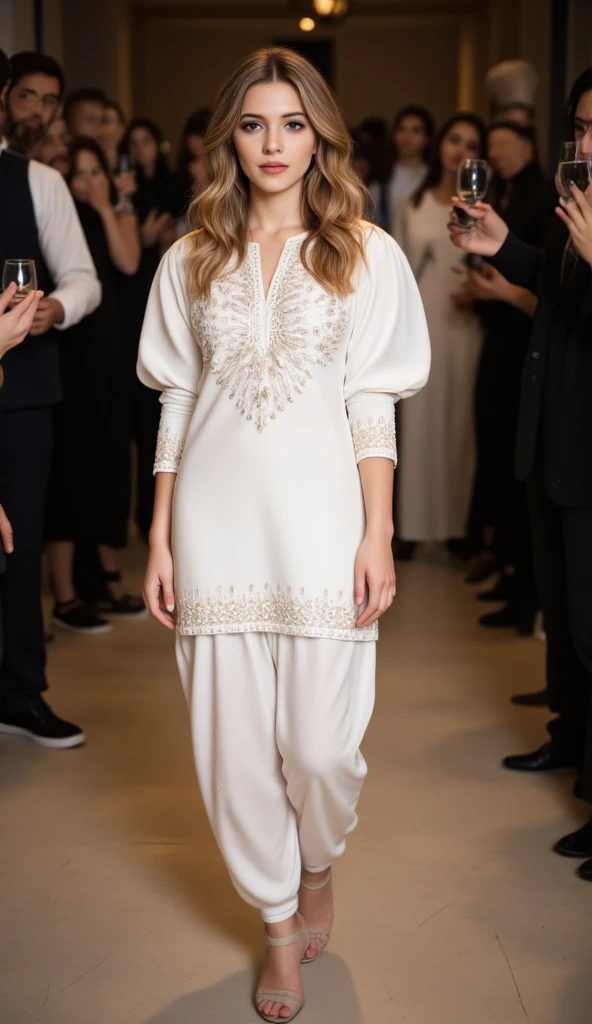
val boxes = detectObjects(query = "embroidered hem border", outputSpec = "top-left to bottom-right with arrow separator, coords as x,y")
176,586 -> 378,642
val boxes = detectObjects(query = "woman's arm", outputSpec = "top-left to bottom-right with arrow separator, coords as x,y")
449,200 -> 542,293
354,458 -> 396,628
99,207 -> 141,275
86,173 -> 141,275
143,472 -> 177,629
468,265 -> 537,317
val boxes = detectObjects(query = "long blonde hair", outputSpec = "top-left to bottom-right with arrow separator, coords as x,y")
186,47 -> 369,299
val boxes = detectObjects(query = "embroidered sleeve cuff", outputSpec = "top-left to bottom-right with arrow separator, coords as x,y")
351,412 -> 397,465
153,426 -> 186,473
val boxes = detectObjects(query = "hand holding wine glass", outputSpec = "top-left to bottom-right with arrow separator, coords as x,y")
0,283 -> 44,359
448,200 -> 509,257
454,158 -> 489,231
555,182 -> 592,268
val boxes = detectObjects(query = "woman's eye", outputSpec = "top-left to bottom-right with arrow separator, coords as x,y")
285,121 -> 305,131
242,122 -> 261,132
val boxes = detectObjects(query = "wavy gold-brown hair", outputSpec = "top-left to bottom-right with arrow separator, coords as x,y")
185,47 -> 369,299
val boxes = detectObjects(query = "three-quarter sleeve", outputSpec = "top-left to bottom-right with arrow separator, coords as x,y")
344,226 -> 431,465
137,238 -> 203,473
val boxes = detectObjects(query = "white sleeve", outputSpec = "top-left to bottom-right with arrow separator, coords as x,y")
344,226 -> 431,466
28,159 -> 101,330
137,238 -> 204,474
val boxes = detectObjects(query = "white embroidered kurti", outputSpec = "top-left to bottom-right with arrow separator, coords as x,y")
137,224 -> 430,641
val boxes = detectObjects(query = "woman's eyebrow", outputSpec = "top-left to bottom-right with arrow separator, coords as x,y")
239,111 -> 306,119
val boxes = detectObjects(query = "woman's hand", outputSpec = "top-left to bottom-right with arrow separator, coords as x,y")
86,171 -> 113,215
448,199 -> 509,257
141,208 -> 174,247
0,504 -> 14,554
143,540 -> 176,630
30,297 -> 65,336
468,264 -> 513,302
555,184 -> 592,267
354,529 -> 396,629
0,284 -> 44,357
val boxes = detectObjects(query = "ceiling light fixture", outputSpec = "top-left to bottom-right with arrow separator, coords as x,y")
299,17 -> 316,31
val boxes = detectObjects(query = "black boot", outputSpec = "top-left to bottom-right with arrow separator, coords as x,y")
577,859 -> 592,881
503,740 -> 577,773
511,688 -> 549,707
555,818 -> 592,858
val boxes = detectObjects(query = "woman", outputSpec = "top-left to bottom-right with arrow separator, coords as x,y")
138,47 -> 430,1021
395,113 -> 485,557
356,116 -> 392,229
99,99 -> 127,174
468,121 -> 551,632
45,138 -> 144,632
176,107 -> 211,225
449,67 -> 592,881
387,105 -> 434,236
117,118 -> 182,544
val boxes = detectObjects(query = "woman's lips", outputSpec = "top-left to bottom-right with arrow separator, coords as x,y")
260,163 -> 288,174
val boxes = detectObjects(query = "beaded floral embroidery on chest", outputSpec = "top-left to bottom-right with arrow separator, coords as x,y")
191,241 -> 349,432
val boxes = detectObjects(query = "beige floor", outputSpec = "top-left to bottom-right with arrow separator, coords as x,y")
1,544 -> 590,1024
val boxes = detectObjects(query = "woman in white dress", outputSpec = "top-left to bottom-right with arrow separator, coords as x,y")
395,113 -> 485,555
387,105 -> 434,237
138,47 -> 430,1022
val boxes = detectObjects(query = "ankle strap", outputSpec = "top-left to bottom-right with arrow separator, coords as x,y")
300,869 -> 331,891
265,913 -> 306,946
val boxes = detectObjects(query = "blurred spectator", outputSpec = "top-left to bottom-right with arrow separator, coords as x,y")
31,115 -> 71,174
115,118 -> 181,545
357,117 -> 392,229
395,113 -> 486,558
100,99 -> 127,173
176,107 -> 210,216
4,51 -> 63,155
43,137 -> 144,631
468,122 -> 552,632
0,50 -> 100,748
64,87 -> 107,141
388,105 -> 434,237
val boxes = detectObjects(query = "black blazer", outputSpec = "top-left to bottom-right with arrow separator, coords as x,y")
491,221 -> 592,507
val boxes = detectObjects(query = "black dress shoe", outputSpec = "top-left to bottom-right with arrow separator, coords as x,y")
555,819 -> 592,858
511,688 -> 549,707
503,741 -> 576,773
480,602 -> 536,636
478,573 -> 515,603
577,859 -> 592,881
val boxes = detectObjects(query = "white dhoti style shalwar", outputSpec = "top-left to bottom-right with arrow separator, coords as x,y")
138,223 -> 430,918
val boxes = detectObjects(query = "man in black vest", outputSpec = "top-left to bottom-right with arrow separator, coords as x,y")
0,50 -> 101,748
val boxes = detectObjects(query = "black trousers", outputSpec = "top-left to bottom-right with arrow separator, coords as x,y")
0,407 -> 52,711
526,462 -> 592,803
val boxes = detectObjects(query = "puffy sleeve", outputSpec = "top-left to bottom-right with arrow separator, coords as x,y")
137,237 -> 203,473
344,226 -> 430,466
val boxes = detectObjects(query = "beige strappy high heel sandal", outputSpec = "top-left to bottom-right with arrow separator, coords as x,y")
300,869 -> 332,965
255,911 -> 309,1023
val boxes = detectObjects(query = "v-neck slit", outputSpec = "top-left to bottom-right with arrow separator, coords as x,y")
249,232 -> 308,304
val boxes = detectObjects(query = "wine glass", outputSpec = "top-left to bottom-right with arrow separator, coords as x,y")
455,159 -> 489,231
556,158 -> 592,202
114,153 -> 135,214
2,259 -> 37,307
559,141 -> 580,163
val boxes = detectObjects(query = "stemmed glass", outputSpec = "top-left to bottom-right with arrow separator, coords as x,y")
114,153 -> 135,214
557,141 -> 592,202
455,159 -> 489,231
2,259 -> 37,306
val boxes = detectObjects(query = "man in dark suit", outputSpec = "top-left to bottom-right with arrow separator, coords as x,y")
0,50 -> 100,748
449,66 -> 592,881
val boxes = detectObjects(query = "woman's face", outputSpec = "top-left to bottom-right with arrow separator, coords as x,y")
488,127 -> 531,180
232,81 -> 316,197
393,115 -> 428,161
70,148 -> 105,203
100,107 -> 125,151
128,127 -> 159,171
439,120 -> 481,175
574,89 -> 592,155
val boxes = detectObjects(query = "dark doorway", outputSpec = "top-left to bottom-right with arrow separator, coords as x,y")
273,38 -> 334,87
